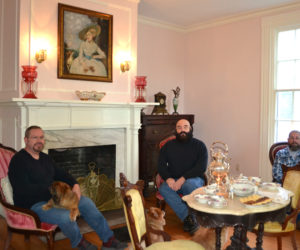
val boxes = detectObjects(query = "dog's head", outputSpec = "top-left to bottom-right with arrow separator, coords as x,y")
49,181 -> 71,205
147,207 -> 166,227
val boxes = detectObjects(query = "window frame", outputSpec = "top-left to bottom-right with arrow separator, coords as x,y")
260,10 -> 300,181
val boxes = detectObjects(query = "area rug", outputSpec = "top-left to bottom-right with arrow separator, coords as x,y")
113,226 -> 131,242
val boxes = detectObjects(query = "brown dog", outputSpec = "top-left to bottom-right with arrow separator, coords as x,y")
192,227 -> 229,250
146,207 -> 166,243
42,181 -> 80,221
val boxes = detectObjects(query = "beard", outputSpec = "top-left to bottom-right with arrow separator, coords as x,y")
175,130 -> 193,143
33,142 -> 44,152
289,143 -> 300,151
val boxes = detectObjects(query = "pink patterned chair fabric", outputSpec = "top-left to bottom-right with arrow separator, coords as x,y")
0,143 -> 58,250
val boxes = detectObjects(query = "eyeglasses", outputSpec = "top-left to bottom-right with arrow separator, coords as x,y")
176,125 -> 190,130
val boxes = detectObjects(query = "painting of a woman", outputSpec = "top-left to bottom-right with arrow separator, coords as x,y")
58,4 -> 112,82
70,24 -> 107,76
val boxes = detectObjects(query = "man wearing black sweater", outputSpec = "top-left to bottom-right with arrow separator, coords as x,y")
158,119 -> 208,234
8,126 -> 127,250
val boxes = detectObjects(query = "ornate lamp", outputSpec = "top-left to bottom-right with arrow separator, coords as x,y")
134,76 -> 147,102
21,65 -> 38,99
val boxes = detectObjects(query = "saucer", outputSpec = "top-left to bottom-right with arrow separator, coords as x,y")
232,182 -> 256,197
194,194 -> 211,204
207,195 -> 227,208
260,182 -> 279,192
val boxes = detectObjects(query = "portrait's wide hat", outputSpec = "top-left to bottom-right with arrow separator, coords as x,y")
78,24 -> 101,40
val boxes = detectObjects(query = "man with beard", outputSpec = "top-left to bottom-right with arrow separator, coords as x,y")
272,130 -> 300,184
157,119 -> 208,234
8,126 -> 127,250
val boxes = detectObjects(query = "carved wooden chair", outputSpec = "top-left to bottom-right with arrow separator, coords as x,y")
154,136 -> 176,211
253,169 -> 300,250
154,136 -> 207,211
269,142 -> 288,166
119,172 -> 204,250
269,142 -> 288,182
0,143 -> 58,250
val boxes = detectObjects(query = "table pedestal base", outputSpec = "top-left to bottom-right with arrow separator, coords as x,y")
226,225 -> 252,250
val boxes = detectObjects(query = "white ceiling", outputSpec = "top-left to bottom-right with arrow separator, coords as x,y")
138,0 -> 300,27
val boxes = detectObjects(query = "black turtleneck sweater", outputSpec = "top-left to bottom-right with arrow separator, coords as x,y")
8,149 -> 77,209
158,138 -> 208,181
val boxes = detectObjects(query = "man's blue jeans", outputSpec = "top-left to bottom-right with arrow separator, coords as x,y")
158,177 -> 205,221
31,196 -> 113,248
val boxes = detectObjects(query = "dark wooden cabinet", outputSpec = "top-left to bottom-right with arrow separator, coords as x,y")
138,114 -> 194,189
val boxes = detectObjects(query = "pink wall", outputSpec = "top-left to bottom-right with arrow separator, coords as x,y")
137,23 -> 185,114
15,0 -> 138,102
185,18 -> 261,176
137,17 -> 262,176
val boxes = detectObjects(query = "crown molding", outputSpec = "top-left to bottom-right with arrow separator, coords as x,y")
139,2 -> 300,33
138,15 -> 185,32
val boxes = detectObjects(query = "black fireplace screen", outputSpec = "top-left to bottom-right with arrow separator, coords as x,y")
48,144 -> 116,179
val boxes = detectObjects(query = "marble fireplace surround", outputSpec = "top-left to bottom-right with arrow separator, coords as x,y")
0,98 -> 155,184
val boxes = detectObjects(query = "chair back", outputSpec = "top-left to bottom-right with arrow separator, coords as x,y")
0,144 -> 16,206
283,169 -> 300,210
0,144 -> 16,179
155,136 -> 176,189
269,142 -> 288,166
120,173 -> 149,250
159,135 -> 176,149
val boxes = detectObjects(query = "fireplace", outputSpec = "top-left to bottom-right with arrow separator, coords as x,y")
48,144 -> 122,211
0,99 -> 154,183
49,145 -> 116,179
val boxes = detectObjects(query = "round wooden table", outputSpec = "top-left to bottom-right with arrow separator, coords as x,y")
182,187 -> 291,250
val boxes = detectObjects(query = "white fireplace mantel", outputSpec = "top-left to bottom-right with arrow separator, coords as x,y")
0,98 -> 157,182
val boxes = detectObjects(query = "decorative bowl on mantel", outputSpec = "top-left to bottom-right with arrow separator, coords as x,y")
75,90 -> 106,101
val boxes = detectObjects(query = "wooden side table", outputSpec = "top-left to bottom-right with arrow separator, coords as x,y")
138,114 -> 194,194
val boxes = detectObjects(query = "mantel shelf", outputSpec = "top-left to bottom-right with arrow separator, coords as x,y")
0,98 -> 158,108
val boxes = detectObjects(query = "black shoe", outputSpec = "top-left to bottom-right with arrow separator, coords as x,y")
183,214 -> 199,234
77,238 -> 98,250
102,236 -> 128,250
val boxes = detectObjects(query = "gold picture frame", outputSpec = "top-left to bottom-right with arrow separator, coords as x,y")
58,4 -> 113,82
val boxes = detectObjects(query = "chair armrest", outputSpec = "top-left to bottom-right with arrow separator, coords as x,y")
281,208 -> 300,230
0,196 -> 42,228
148,227 -> 171,241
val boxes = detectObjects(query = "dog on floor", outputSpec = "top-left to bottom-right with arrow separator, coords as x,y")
42,181 -> 80,221
146,206 -> 166,243
192,227 -> 229,250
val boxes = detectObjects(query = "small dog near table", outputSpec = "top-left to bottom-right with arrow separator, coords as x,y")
42,181 -> 80,221
146,206 -> 166,243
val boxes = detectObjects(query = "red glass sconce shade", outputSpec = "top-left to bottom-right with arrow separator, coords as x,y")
135,76 -> 147,102
21,65 -> 38,99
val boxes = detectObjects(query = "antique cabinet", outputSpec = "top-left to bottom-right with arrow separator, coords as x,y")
138,114 -> 195,191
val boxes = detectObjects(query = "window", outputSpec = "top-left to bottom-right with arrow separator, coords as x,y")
260,10 -> 300,181
275,28 -> 300,141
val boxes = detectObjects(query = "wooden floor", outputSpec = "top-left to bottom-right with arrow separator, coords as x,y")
1,193 -> 300,250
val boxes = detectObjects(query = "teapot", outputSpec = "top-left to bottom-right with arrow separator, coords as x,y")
206,141 -> 230,196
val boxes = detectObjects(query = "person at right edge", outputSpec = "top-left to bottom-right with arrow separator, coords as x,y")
157,119 -> 208,234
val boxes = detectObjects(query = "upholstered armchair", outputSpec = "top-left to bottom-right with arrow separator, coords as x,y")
253,170 -> 300,250
119,172 -> 204,250
0,143 -> 58,250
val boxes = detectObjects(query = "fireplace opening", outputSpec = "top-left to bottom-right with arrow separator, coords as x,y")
48,145 -> 122,212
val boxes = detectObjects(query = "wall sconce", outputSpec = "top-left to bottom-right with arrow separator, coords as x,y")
35,49 -> 47,63
120,61 -> 130,72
